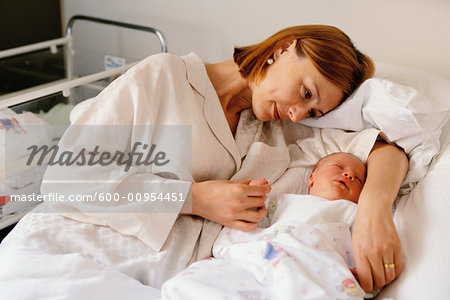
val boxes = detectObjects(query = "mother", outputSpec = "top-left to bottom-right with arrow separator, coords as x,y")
15,25 -> 407,294
202,25 -> 407,292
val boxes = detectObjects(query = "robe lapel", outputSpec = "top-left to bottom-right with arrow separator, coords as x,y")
182,53 -> 242,172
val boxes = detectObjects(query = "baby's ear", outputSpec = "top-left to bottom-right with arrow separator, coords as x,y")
307,173 -> 314,188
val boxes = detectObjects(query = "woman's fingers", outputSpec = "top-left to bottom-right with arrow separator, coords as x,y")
369,256 -> 386,290
382,252 -> 396,285
355,243 -> 403,292
238,205 -> 267,223
353,253 -> 374,292
230,220 -> 259,232
394,247 -> 403,277
383,265 -> 396,285
239,196 -> 266,210
191,179 -> 270,229
228,180 -> 270,210
222,181 -> 269,227
355,253 -> 392,292
351,196 -> 404,293
241,182 -> 271,197
223,209 -> 266,232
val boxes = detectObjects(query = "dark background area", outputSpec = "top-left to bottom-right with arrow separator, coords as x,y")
0,0 -> 62,50
0,0 -> 64,241
0,0 -> 65,96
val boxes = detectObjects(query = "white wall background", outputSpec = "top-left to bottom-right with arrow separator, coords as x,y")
61,0 -> 450,79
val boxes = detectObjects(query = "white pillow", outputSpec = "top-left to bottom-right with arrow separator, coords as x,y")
299,75 -> 449,191
375,61 -> 450,107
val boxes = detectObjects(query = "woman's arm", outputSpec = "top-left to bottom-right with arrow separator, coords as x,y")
352,141 -> 409,292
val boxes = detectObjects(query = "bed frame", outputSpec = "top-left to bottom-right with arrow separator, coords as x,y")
0,15 -> 168,229
0,15 -> 167,109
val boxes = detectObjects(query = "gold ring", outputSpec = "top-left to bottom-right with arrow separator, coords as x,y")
384,263 -> 395,269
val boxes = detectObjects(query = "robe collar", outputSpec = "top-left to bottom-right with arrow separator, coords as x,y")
181,53 -> 242,171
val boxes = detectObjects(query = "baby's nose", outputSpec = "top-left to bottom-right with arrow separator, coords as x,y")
343,172 -> 354,181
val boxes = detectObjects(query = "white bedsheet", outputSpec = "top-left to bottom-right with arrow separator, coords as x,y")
0,210 -> 161,299
161,195 -> 364,300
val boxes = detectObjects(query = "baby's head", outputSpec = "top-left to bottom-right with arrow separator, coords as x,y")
308,152 -> 366,204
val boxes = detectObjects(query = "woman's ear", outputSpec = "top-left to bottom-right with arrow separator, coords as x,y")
273,39 -> 297,60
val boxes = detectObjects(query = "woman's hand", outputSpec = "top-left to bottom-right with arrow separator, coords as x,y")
352,199 -> 403,292
190,178 -> 271,231
352,141 -> 408,292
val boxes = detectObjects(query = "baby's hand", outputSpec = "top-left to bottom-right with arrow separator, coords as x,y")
249,178 -> 269,186
248,178 -> 270,214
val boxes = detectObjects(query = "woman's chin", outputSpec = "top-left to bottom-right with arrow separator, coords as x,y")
253,110 -> 271,122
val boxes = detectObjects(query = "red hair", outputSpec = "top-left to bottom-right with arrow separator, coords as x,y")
233,25 -> 374,97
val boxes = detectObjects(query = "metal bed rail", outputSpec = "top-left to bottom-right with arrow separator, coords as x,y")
0,62 -> 136,108
65,15 -> 168,80
0,15 -> 168,107
0,37 -> 69,59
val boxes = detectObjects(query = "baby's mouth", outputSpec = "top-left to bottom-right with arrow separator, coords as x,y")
337,179 -> 349,190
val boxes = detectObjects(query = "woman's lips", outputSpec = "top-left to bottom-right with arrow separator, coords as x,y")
273,104 -> 280,120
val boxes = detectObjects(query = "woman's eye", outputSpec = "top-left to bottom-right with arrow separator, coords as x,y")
305,88 -> 312,99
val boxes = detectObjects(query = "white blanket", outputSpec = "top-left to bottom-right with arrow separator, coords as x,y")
161,195 -> 365,300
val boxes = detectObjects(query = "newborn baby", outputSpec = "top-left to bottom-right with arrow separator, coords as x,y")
162,153 -> 369,300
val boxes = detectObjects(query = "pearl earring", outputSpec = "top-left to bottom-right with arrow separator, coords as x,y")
267,58 -> 274,65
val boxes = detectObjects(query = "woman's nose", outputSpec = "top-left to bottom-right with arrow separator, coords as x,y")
288,105 -> 308,122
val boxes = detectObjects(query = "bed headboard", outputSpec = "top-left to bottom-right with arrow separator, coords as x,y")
62,0 -> 450,79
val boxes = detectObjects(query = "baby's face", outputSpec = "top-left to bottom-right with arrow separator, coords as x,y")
308,153 -> 366,204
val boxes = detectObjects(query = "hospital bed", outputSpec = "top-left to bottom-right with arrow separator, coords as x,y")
0,15 -> 167,229
0,19 -> 449,300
